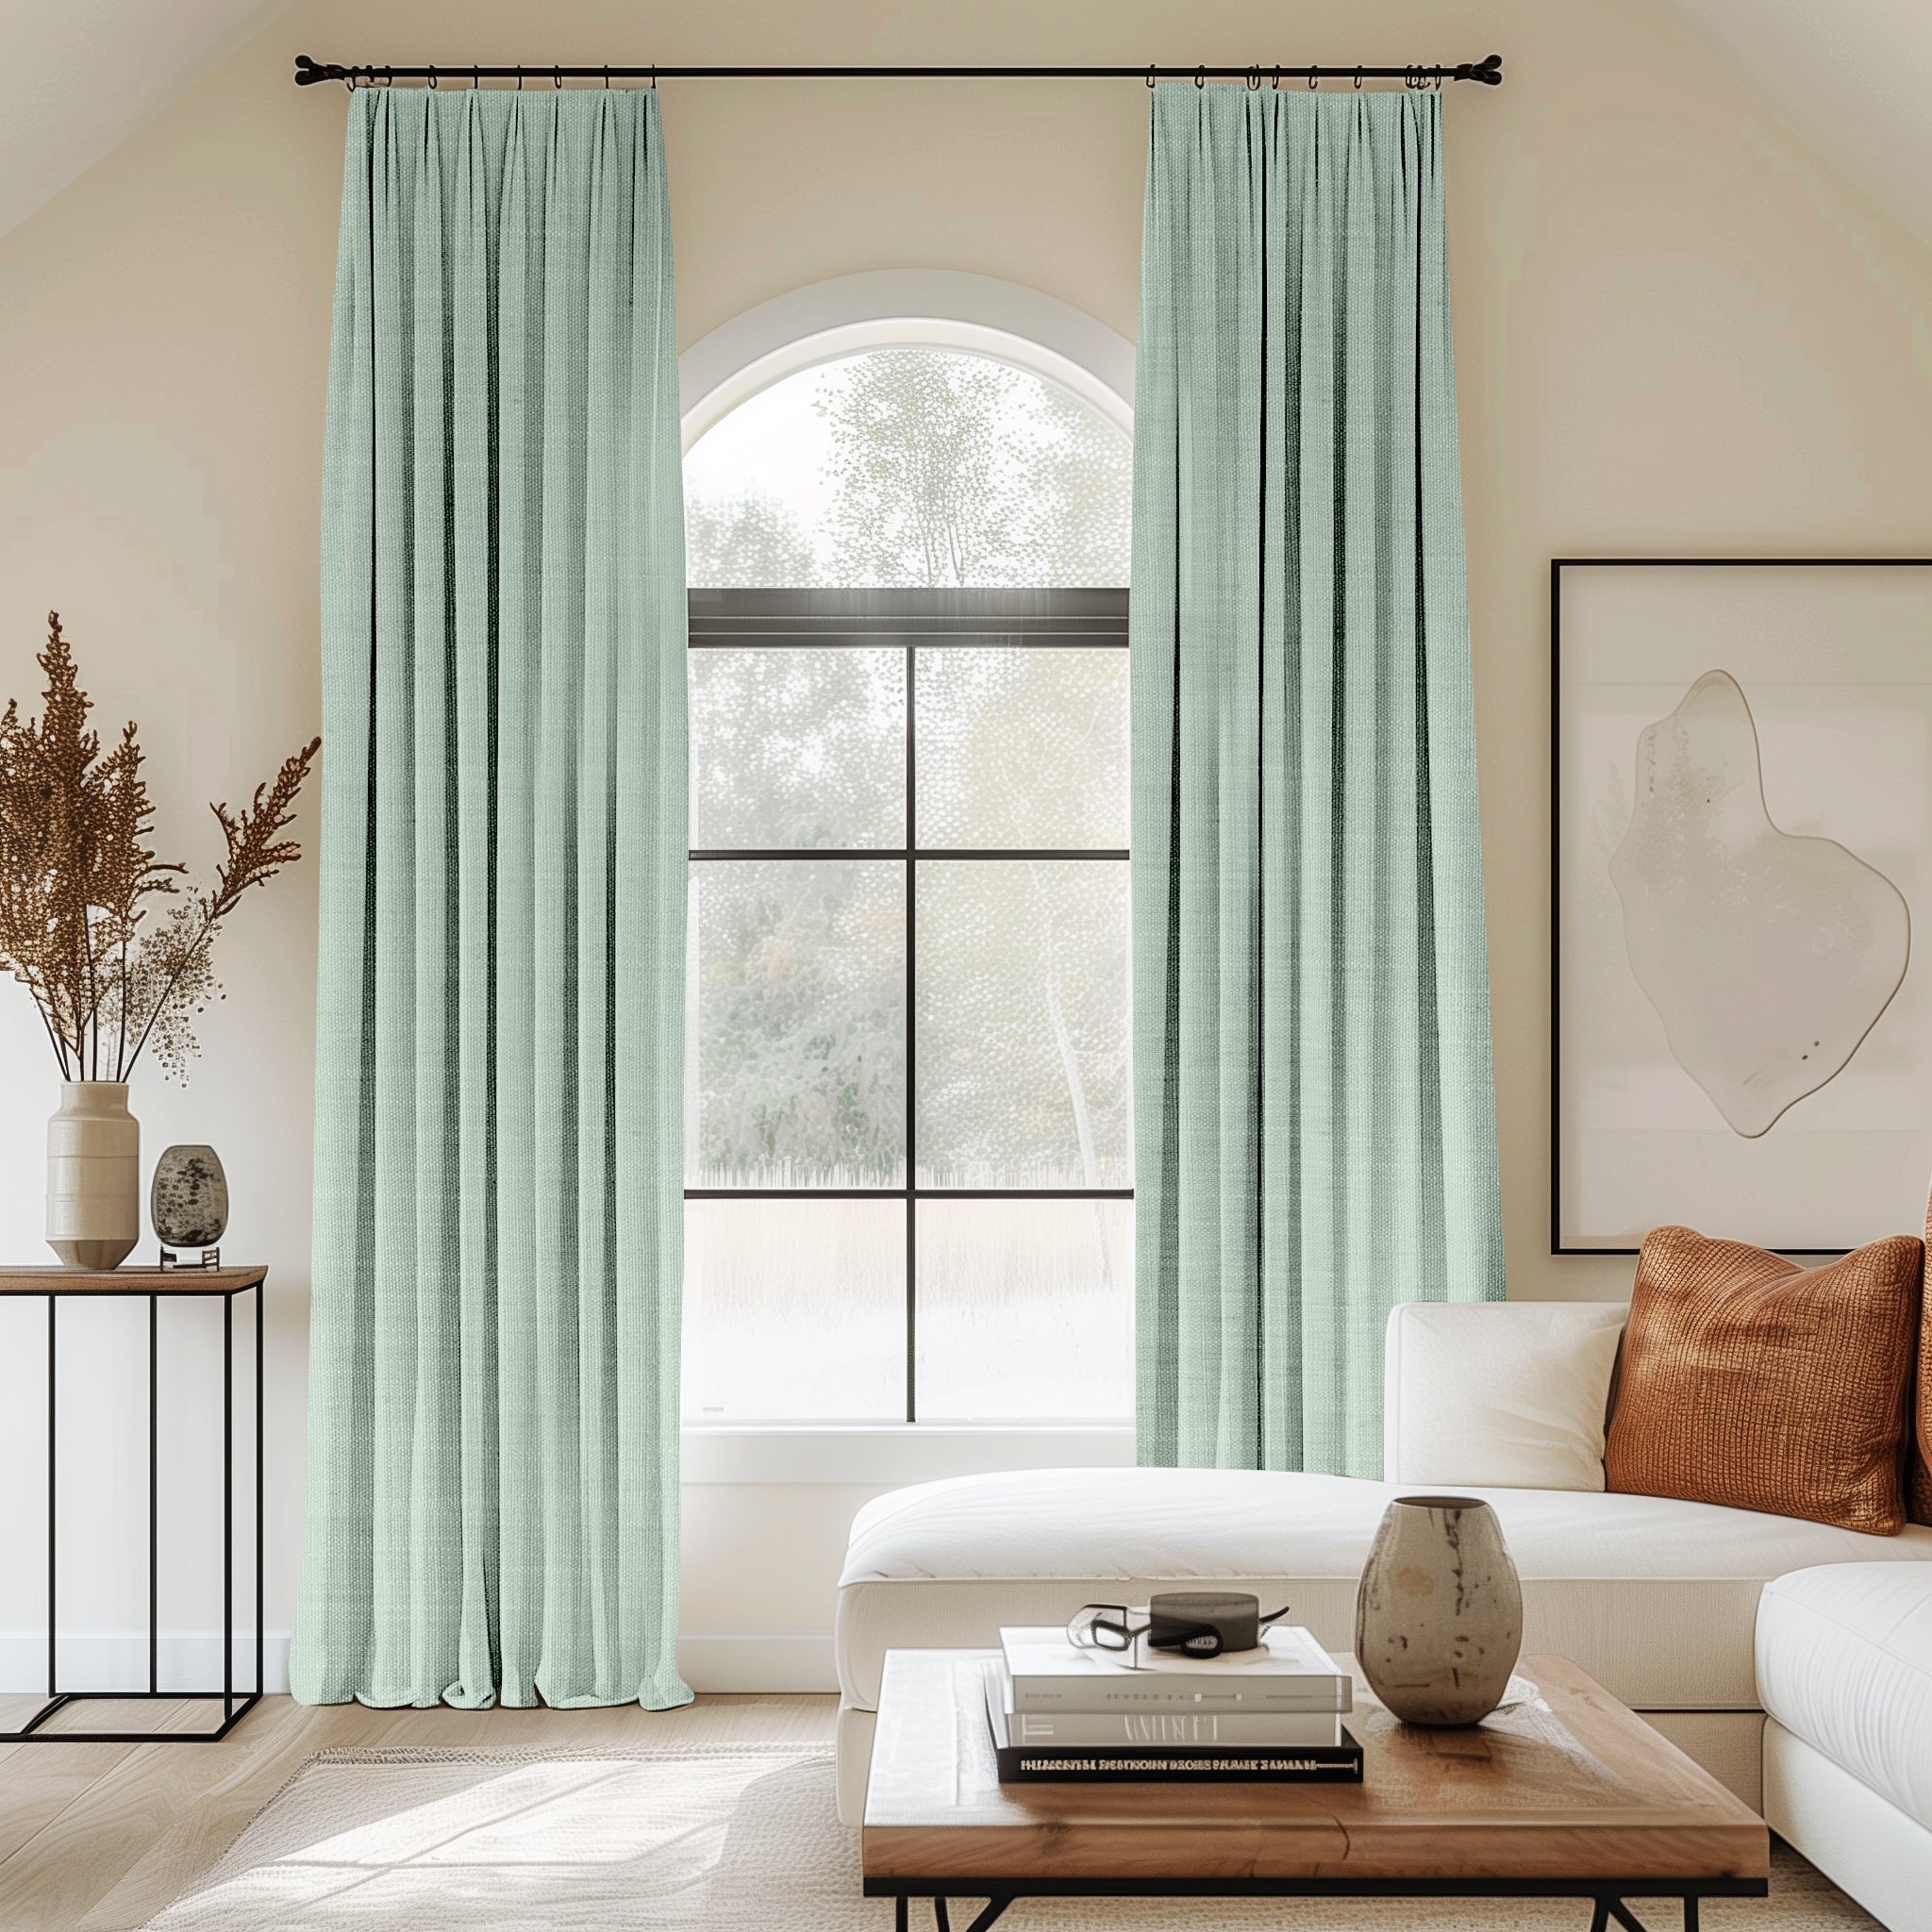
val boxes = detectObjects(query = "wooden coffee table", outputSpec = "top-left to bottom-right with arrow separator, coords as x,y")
863,1650 -> 1768,1932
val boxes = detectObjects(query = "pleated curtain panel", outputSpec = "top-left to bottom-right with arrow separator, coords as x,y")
291,89 -> 691,1709
1131,86 -> 1505,1477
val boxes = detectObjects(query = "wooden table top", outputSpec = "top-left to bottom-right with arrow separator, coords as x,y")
0,1265 -> 267,1294
863,1650 -> 1770,1886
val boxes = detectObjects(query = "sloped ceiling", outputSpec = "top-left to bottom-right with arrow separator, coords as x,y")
1660,0 -> 1932,249
0,0 -> 291,239
1,1 -> 1930,251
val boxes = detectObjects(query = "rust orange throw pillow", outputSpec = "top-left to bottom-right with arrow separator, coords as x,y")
1605,1225 -> 1922,1537
1914,1199 -> 1932,1527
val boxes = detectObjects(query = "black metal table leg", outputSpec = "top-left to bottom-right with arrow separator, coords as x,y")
223,1290 -> 234,1726
1685,1900 -> 1699,1932
255,1281 -> 264,1702
149,1291 -> 158,1698
45,1291 -> 56,1707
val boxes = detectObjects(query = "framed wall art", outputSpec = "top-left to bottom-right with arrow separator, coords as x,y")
1552,558 -> 1932,1254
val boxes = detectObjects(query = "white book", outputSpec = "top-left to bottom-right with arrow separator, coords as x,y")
998,1624 -> 1353,1714
1007,1702 -> 1344,1747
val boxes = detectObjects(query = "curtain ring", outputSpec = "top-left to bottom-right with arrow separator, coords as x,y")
382,66 -> 392,87
472,64 -> 480,90
1194,65 -> 1205,89
516,67 -> 524,91
650,64 -> 658,90
1272,65 -> 1280,89
342,67 -> 355,92
1246,64 -> 1260,92
1355,65 -> 1364,91
1145,63 -> 1157,90
553,65 -> 563,89
1307,62 -> 1318,90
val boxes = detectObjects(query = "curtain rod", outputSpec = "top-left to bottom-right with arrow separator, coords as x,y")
293,54 -> 1504,91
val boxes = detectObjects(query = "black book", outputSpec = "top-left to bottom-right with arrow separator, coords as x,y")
983,1672 -> 1365,1784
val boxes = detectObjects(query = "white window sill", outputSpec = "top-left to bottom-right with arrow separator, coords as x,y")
680,1423 -> 1135,1486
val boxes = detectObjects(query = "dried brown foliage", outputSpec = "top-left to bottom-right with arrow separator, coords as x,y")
0,612 -> 320,1082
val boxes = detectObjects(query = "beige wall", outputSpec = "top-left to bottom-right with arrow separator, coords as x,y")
2,0 -> 1930,1676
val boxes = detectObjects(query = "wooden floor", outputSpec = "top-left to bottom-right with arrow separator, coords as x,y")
0,1690 -> 838,1932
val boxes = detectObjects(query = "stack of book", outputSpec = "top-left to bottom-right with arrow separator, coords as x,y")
986,1622 -> 1363,1783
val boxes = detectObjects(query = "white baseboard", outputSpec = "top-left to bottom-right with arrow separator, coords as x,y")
1,1631 -> 833,1700
676,1633 -> 837,1694
0,1630 -> 291,1696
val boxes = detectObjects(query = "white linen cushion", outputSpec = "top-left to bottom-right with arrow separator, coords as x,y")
1383,1299 -> 1626,1490
1757,1562 -> 1932,1831
837,1468 -> 1932,1714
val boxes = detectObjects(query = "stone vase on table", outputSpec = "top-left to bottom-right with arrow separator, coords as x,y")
1355,1492 -> 1524,1726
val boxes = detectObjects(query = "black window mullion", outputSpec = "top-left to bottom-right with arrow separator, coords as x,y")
904,639 -> 918,1424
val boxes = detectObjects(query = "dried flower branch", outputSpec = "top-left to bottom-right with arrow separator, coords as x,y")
0,612 -> 319,1083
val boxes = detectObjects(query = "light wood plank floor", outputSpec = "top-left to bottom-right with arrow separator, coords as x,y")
0,1691 -> 838,1932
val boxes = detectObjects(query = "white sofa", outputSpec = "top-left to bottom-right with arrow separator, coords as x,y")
834,1300 -> 1932,1927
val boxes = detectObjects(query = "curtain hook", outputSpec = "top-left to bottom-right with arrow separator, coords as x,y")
426,63 -> 437,91
1194,64 -> 1206,89
1354,65 -> 1364,91
1246,63 -> 1260,92
342,67 -> 355,92
1145,62 -> 1157,90
1272,65 -> 1280,89
650,64 -> 658,90
473,64 -> 480,90
1307,62 -> 1318,90
515,66 -> 524,91
553,64 -> 563,90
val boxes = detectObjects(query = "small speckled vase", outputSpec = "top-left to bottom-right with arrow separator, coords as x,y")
151,1143 -> 229,1255
1355,1493 -> 1523,1727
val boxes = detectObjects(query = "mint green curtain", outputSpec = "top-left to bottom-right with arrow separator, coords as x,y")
1131,86 -> 1503,1476
291,88 -> 690,1709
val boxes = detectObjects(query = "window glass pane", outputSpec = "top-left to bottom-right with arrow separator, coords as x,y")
691,647 -> 905,850
691,859 -> 906,1187
916,647 -> 1127,849
684,348 -> 1130,590
915,859 -> 1130,1188
916,1200 -> 1132,1420
684,1200 -> 905,1420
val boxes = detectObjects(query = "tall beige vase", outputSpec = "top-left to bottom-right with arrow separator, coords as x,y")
46,1081 -> 140,1270
1355,1493 -> 1523,1726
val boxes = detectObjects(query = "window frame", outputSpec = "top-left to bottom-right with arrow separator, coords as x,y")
686,586 -> 1132,1424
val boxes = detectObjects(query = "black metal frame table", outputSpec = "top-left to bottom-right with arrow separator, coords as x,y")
0,1265 -> 265,1743
870,1872 -> 1768,1932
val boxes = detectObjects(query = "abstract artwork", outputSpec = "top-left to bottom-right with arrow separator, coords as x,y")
1554,560 -> 1932,1253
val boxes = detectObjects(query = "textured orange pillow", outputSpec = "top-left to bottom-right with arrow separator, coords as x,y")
1913,1199 -> 1932,1527
1605,1225 -> 1922,1537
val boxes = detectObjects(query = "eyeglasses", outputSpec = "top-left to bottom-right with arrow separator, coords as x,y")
1066,1596 -> 1292,1663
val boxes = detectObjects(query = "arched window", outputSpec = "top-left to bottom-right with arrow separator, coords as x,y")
680,280 -> 1133,1426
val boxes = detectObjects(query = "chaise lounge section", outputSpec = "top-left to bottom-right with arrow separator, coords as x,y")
833,1295 -> 1932,1926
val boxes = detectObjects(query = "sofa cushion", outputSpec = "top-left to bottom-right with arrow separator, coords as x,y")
1757,1563 -> 1932,1832
837,1469 -> 1932,1715
1384,1300 -> 1625,1491
1605,1226 -> 1922,1536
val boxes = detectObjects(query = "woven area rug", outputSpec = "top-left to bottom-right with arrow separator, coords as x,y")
143,1743 -> 1877,1930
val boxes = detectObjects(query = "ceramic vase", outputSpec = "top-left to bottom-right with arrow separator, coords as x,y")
46,1081 -> 141,1270
151,1143 -> 228,1252
1355,1493 -> 1523,1726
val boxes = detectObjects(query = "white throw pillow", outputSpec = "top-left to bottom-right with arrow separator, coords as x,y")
1383,1300 -> 1627,1491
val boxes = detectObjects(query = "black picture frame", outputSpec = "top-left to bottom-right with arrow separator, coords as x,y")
1549,556 -> 1932,1257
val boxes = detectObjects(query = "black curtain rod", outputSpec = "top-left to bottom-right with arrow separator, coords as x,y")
294,54 -> 1504,90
